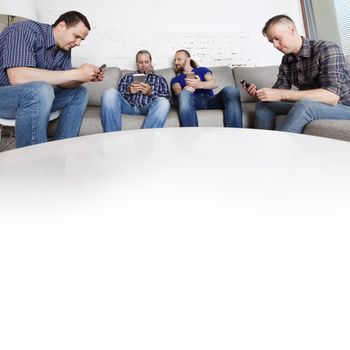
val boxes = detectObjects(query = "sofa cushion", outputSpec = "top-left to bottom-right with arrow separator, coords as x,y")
303,119 -> 350,142
233,65 -> 279,103
154,68 -> 176,88
83,67 -> 121,106
208,66 -> 236,93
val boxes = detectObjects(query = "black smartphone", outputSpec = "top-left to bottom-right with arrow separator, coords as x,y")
98,64 -> 107,71
240,79 -> 252,88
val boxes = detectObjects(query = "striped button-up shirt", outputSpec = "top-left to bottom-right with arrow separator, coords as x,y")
118,72 -> 171,110
0,20 -> 72,86
273,37 -> 350,106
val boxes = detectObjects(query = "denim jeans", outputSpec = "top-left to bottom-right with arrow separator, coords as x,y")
177,86 -> 243,127
0,81 -> 88,148
100,89 -> 170,132
256,99 -> 350,133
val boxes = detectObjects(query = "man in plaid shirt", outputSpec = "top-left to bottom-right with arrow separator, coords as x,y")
100,50 -> 170,132
243,14 -> 350,133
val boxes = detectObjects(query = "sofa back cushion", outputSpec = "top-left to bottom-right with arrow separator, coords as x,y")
154,68 -> 176,89
83,67 -> 121,106
233,65 -> 279,102
208,66 -> 236,93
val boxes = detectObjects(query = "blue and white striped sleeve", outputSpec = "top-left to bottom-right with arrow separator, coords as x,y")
2,27 -> 38,69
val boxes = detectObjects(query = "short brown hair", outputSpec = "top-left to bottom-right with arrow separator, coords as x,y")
53,11 -> 91,30
262,15 -> 294,36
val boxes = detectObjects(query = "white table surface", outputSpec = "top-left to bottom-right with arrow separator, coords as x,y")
1,128 -> 349,349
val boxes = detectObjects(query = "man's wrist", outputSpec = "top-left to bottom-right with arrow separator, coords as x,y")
71,68 -> 82,82
280,89 -> 288,100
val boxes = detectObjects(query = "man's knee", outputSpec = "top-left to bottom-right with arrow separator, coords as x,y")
178,90 -> 194,104
101,88 -> 121,106
293,99 -> 317,112
22,82 -> 55,105
73,85 -> 89,103
154,97 -> 170,112
222,86 -> 240,99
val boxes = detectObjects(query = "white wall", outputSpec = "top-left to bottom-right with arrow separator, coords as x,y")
34,0 -> 304,69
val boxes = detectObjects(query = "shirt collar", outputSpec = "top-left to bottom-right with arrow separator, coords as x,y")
298,37 -> 312,58
287,36 -> 311,63
46,25 -> 56,49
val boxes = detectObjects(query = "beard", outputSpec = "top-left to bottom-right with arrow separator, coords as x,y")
175,65 -> 185,73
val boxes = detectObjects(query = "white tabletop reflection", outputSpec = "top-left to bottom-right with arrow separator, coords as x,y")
1,128 -> 349,349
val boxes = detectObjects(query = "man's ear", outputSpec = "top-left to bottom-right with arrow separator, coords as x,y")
289,24 -> 296,36
56,21 -> 66,32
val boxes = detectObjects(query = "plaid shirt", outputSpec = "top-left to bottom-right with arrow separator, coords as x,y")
0,20 -> 71,86
117,72 -> 171,110
273,37 -> 350,106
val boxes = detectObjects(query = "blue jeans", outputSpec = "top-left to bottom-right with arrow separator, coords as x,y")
177,86 -> 243,127
256,99 -> 350,133
100,89 -> 170,132
0,81 -> 88,148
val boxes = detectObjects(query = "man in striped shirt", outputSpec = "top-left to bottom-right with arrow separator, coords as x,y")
0,11 -> 103,148
243,14 -> 350,133
100,50 -> 170,132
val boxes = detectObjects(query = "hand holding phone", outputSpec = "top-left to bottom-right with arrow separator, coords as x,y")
133,73 -> 146,84
98,64 -> 107,72
240,80 -> 252,88
186,72 -> 195,79
240,79 -> 258,97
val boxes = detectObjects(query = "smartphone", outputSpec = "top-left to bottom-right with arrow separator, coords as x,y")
186,72 -> 195,79
98,64 -> 107,71
240,79 -> 252,88
133,73 -> 146,84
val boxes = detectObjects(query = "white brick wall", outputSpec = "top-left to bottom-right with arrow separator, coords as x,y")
29,0 -> 304,68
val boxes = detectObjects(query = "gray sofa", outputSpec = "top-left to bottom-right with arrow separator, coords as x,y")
51,55 -> 350,142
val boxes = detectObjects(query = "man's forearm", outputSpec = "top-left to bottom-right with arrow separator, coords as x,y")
281,88 -> 340,105
198,80 -> 218,90
7,67 -> 81,86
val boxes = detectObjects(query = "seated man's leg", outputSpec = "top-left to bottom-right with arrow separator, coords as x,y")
207,86 -> 243,127
0,82 -> 54,148
100,89 -> 136,132
52,85 -> 89,139
141,97 -> 170,129
178,90 -> 198,127
278,99 -> 350,133
255,101 -> 294,130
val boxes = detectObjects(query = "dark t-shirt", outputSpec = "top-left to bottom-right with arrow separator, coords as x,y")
171,66 -> 214,96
